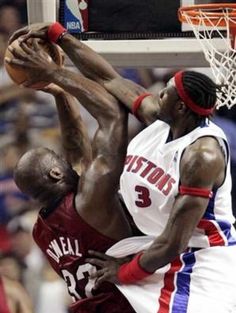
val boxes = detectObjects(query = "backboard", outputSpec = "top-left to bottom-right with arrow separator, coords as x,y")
26,0 -> 234,67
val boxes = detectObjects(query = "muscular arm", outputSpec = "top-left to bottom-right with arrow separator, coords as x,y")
53,90 -> 92,173
7,41 -> 132,238
47,67 -> 124,126
58,34 -> 158,125
139,137 -> 226,272
51,70 -> 131,238
48,68 -> 131,235
8,25 -> 157,124
7,41 -> 125,128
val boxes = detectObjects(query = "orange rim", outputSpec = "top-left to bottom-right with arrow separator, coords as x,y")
179,3 -> 236,27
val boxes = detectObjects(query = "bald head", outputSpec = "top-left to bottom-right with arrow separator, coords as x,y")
14,147 -> 78,205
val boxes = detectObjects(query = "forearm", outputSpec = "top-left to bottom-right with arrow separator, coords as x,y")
139,197 -> 207,273
59,33 -> 119,83
47,68 -> 119,122
104,78 -> 158,125
55,92 -> 92,168
139,236 -> 183,273
59,34 -> 157,124
116,234 -> 185,286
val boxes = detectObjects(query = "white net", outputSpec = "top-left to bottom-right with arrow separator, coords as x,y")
180,6 -> 236,109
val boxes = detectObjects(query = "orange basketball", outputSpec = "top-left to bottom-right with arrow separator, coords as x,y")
4,39 -> 64,89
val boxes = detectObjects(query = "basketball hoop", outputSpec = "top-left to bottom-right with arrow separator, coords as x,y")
178,3 -> 236,109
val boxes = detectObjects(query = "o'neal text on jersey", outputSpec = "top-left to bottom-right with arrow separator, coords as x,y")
47,237 -> 82,263
124,155 -> 176,196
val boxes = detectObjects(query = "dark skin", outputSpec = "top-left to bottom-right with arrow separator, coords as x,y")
8,26 -> 226,287
11,40 -> 133,243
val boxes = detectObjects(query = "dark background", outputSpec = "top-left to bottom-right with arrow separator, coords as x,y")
88,0 -> 181,32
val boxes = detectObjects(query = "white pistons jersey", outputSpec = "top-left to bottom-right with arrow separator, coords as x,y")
115,120 -> 236,313
120,119 -> 236,248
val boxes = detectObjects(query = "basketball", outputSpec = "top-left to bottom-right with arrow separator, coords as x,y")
4,39 -> 64,89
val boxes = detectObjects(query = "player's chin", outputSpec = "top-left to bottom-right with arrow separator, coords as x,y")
155,111 -> 170,124
155,107 -> 164,121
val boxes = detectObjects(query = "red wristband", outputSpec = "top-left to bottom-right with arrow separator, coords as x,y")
117,253 -> 152,284
132,93 -> 152,120
179,186 -> 213,198
47,22 -> 67,43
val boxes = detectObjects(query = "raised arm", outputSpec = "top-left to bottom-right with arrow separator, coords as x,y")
9,23 -> 158,125
42,85 -> 92,173
6,40 -> 124,126
6,41 -> 130,223
56,33 -> 158,125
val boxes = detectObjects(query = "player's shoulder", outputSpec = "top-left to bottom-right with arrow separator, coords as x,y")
182,136 -> 225,171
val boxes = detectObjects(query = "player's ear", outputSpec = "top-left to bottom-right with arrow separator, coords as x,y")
49,166 -> 63,181
176,99 -> 188,114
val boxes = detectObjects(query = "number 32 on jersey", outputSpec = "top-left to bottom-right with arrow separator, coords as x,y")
62,263 -> 96,301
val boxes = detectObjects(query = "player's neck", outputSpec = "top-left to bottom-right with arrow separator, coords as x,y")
170,117 -> 202,140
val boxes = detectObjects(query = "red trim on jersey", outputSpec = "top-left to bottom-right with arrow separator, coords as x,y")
157,257 -> 183,313
47,22 -> 67,43
117,253 -> 152,284
132,93 -> 152,119
174,71 -> 214,116
197,219 -> 225,246
0,278 -> 10,313
179,186 -> 213,198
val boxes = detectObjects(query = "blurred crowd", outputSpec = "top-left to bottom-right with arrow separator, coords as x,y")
0,1 -> 236,312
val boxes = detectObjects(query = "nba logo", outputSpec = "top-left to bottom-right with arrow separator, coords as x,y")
64,0 -> 88,33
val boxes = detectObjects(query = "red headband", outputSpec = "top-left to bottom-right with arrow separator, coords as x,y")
174,71 -> 214,116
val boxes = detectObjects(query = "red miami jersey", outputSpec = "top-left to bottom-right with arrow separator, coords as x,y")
33,193 -> 135,313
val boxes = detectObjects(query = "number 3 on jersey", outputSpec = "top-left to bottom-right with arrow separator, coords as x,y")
62,263 -> 96,301
135,185 -> 152,207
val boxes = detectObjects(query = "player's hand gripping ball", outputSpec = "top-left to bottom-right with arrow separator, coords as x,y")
4,38 -> 64,89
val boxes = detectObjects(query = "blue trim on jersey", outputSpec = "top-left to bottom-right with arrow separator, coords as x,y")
202,189 -> 236,246
217,220 -> 236,246
172,252 -> 196,313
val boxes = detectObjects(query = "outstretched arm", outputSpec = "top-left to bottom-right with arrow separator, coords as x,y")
9,23 -> 158,125
57,33 -> 158,125
6,40 -> 124,127
6,40 -> 129,206
41,85 -> 92,173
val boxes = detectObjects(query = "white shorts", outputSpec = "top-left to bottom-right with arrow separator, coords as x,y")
107,236 -> 236,313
